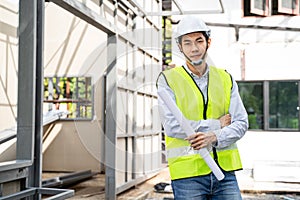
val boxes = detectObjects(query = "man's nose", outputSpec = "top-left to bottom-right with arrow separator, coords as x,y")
191,42 -> 200,51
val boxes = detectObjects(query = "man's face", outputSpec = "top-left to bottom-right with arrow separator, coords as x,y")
179,32 -> 211,63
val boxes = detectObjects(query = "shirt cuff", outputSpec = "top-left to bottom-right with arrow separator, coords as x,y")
209,119 -> 221,130
213,129 -> 222,148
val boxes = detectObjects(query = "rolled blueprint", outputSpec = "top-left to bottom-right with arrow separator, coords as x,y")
158,89 -> 225,181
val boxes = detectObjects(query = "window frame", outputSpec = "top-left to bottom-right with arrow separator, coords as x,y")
43,76 -> 94,120
278,0 -> 299,15
243,0 -> 300,17
237,80 -> 300,131
250,0 -> 270,16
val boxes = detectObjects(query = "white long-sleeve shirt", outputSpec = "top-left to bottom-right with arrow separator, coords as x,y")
157,64 -> 248,149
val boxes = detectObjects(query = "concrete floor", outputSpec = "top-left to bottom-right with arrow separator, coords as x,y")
44,167 -> 300,200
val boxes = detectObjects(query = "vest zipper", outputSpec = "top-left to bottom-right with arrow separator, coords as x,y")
206,73 -> 219,165
183,67 -> 219,166
205,74 -> 219,165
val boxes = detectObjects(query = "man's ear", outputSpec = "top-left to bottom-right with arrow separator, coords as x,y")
178,44 -> 183,53
207,38 -> 212,48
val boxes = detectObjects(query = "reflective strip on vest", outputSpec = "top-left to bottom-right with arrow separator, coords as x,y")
166,143 -> 238,159
163,66 -> 242,180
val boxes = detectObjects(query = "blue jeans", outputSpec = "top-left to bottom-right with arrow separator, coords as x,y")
171,171 -> 242,200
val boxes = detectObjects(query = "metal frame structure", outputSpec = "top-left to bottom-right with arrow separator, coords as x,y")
104,33 -> 118,198
101,1 -> 162,198
0,0 -> 74,199
205,22 -> 300,41
0,0 -> 161,199
3,0 -> 299,199
47,2 -> 161,199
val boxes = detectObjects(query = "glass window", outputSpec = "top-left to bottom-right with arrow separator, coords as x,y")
243,0 -> 269,17
243,0 -> 300,17
269,81 -> 298,130
238,81 -> 264,129
251,0 -> 269,16
278,0 -> 299,15
43,77 -> 93,119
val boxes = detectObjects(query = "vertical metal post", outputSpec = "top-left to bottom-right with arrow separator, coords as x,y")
263,81 -> 269,130
131,15 -> 137,181
18,0 -> 44,197
30,0 -> 45,195
17,0 -> 37,162
298,81 -> 300,131
17,1 -> 37,197
132,88 -> 137,180
105,34 -> 117,200
105,1 -> 118,199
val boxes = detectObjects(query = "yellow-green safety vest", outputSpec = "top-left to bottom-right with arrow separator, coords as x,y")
162,66 -> 242,180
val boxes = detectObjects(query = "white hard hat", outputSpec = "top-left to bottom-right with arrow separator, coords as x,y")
175,15 -> 210,41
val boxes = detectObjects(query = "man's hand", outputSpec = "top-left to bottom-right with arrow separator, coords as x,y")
185,132 -> 217,150
219,114 -> 231,128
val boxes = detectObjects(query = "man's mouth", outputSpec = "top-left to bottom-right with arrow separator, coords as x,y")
190,54 -> 202,59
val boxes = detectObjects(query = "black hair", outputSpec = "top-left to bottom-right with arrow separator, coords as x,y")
177,31 -> 209,45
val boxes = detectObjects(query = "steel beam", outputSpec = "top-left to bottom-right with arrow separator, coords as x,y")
172,0 -> 183,14
0,160 -> 32,172
16,1 -> 41,198
17,0 -> 37,163
263,81 -> 269,130
0,187 -> 74,200
298,81 -> 300,131
28,0 -> 45,192
148,10 -> 224,16
0,0 -> 75,199
116,171 -> 159,194
105,34 -> 117,200
50,0 -> 116,34
147,0 -> 224,16
0,167 -> 28,184
206,22 -> 300,32
126,0 -> 160,30
42,170 -> 96,188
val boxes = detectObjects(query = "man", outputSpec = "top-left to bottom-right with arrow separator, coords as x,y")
157,15 -> 248,200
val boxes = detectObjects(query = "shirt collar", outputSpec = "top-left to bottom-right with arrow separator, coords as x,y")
183,63 -> 209,78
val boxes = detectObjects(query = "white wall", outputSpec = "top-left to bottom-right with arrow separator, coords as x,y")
208,13 -> 300,81
44,3 -> 108,78
172,0 -> 300,81
238,131 -> 300,182
0,0 -> 18,129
